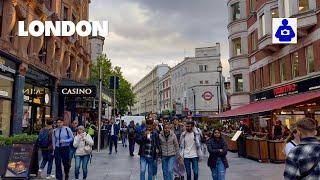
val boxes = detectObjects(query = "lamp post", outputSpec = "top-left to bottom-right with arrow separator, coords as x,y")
191,88 -> 196,114
144,98 -> 147,115
217,62 -> 223,113
215,81 -> 220,113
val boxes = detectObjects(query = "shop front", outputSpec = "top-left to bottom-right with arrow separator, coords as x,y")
0,56 -> 17,136
23,67 -> 54,134
216,76 -> 320,163
58,83 -> 97,126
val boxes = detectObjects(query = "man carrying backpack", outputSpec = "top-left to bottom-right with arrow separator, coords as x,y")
128,120 -> 136,156
284,118 -> 320,180
38,120 -> 55,179
52,118 -> 74,180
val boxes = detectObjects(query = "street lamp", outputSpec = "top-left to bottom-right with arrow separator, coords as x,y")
191,88 -> 196,115
144,98 -> 147,115
217,62 -> 223,113
215,81 -> 220,113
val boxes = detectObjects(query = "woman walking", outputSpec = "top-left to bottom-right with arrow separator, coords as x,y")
284,128 -> 300,156
159,123 -> 180,180
207,129 -> 229,180
73,126 -> 94,180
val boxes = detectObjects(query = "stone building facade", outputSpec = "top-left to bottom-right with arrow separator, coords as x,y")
0,0 -> 91,136
89,35 -> 105,62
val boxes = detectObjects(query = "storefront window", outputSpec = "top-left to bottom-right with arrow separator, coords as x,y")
291,52 -> 299,78
298,0 -> 309,13
0,76 -> 13,136
233,38 -> 241,56
231,2 -> 240,21
234,74 -> 243,92
280,58 -> 286,82
306,45 -> 314,73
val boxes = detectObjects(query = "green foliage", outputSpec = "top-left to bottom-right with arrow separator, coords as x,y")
89,54 -> 135,115
0,134 -> 38,146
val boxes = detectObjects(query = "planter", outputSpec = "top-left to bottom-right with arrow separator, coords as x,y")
0,146 -> 11,177
268,140 -> 285,163
222,134 -> 238,152
245,138 -> 269,163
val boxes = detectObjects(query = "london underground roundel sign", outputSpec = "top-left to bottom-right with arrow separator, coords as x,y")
202,91 -> 213,101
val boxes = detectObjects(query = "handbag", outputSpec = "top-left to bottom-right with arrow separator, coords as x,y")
83,138 -> 92,154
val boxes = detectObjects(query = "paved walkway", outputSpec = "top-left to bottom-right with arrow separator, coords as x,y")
36,145 -> 284,180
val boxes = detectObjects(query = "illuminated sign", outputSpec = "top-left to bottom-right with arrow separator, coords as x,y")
273,84 -> 297,95
59,86 -> 96,97
0,57 -> 16,74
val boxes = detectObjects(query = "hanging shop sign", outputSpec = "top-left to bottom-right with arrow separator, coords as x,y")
202,91 -> 213,101
252,76 -> 320,101
0,57 -> 16,74
59,86 -> 97,97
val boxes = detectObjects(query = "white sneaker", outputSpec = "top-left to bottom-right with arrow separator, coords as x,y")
50,175 -> 55,178
45,176 -> 51,179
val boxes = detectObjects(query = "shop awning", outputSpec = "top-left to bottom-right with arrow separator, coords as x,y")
215,90 -> 320,118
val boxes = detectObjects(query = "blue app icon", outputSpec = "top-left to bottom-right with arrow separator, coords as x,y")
275,19 -> 295,42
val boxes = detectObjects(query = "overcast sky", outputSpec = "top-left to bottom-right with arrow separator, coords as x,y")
89,0 -> 229,85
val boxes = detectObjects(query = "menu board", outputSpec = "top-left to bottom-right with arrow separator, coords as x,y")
231,131 -> 243,141
3,143 -> 35,179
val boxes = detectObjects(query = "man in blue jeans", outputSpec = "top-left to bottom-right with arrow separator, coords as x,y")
52,118 -> 74,180
179,121 -> 202,180
107,118 -> 120,154
136,119 -> 160,180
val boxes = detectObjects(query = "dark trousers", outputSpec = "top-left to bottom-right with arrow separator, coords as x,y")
129,138 -> 135,155
237,136 -> 246,157
184,157 -> 199,180
109,135 -> 118,153
54,146 -> 70,180
40,150 -> 54,175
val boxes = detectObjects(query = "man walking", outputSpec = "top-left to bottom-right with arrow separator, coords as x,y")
284,118 -> 320,180
107,118 -> 120,154
128,120 -> 136,156
52,118 -> 74,180
136,120 -> 160,180
179,121 -> 202,180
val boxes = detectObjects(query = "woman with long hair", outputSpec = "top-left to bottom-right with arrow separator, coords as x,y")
284,128 -> 300,156
207,129 -> 229,180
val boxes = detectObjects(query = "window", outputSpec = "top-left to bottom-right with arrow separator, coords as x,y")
200,80 -> 203,84
39,38 -> 48,64
250,31 -> 257,52
280,58 -> 286,82
231,2 -> 240,21
249,0 -> 255,13
0,0 -> 3,36
233,38 -> 241,56
259,14 -> 266,37
63,6 -> 68,21
234,74 -> 243,92
252,71 -> 256,90
291,52 -> 299,78
271,8 -> 279,18
306,45 -> 314,73
205,80 -> 209,84
199,65 -> 208,72
299,0 -> 309,13
259,68 -> 264,88
283,0 -> 290,17
269,63 -> 275,85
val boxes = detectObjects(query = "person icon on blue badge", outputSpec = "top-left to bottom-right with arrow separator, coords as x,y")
275,19 -> 295,42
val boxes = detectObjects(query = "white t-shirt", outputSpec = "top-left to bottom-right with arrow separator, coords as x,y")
184,132 -> 198,158
285,140 -> 297,156
111,124 -> 114,136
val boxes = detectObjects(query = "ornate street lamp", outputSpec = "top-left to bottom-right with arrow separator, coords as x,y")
217,62 -> 223,113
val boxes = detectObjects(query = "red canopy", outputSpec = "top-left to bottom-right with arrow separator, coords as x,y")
216,90 -> 320,118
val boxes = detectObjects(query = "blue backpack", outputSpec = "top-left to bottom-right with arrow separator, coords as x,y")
38,129 -> 50,148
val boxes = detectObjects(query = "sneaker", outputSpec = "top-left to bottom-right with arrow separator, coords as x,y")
45,176 -> 51,179
50,175 -> 55,179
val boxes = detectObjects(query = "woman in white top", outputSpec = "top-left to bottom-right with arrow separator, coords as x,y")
284,128 -> 300,156
73,126 -> 94,180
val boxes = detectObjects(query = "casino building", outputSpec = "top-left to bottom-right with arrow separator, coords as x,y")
218,0 -> 320,130
0,0 -> 92,136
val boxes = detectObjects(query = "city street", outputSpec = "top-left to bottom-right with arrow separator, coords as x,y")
36,145 -> 284,180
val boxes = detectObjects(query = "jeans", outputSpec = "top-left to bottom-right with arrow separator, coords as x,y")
54,146 -> 70,180
129,138 -> 135,155
211,158 -> 226,180
69,146 -> 76,164
75,155 -> 90,179
109,135 -> 118,153
122,135 -> 127,146
184,157 -> 199,180
40,150 -> 54,175
162,156 -> 176,180
140,156 -> 156,180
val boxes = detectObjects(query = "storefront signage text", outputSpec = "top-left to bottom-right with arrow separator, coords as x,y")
59,86 -> 96,97
0,58 -> 16,74
273,84 -> 297,96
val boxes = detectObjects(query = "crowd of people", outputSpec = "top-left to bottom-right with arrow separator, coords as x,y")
36,115 -> 320,180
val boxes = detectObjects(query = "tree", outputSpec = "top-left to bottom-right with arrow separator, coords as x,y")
89,54 -> 135,115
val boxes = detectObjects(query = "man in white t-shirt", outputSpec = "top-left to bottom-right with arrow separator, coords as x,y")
179,121 -> 202,180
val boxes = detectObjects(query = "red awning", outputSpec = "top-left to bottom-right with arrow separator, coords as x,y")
216,90 -> 320,118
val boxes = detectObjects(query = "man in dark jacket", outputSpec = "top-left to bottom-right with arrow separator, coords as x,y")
136,119 -> 161,180
107,118 -> 120,154
127,120 -> 136,156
